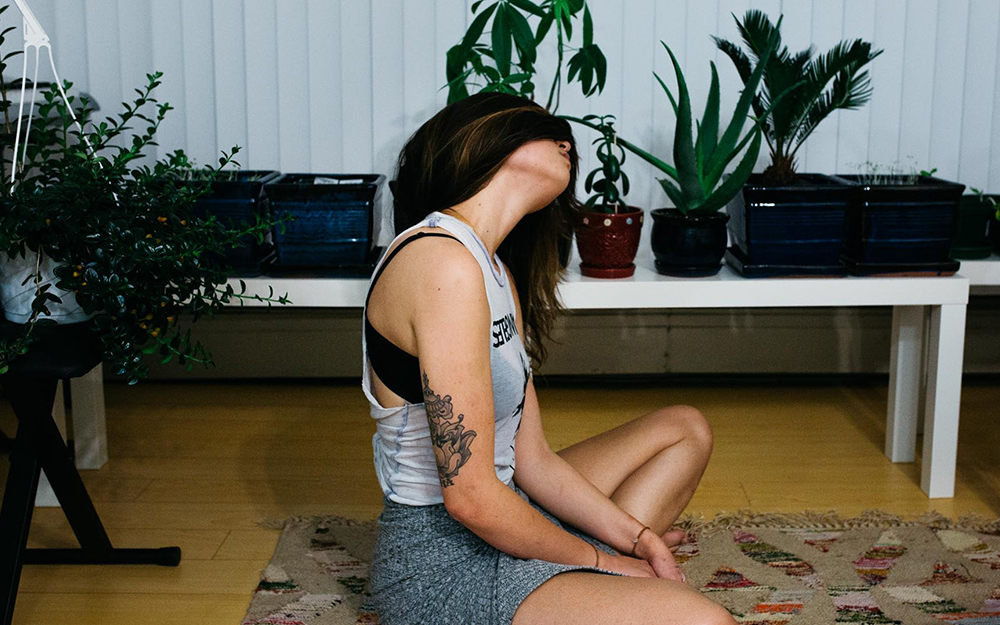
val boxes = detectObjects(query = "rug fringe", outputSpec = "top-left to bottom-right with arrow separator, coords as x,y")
677,509 -> 1000,536
255,515 -> 378,531
257,510 -> 1000,537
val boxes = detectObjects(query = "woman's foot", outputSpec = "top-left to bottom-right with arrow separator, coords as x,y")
661,529 -> 688,552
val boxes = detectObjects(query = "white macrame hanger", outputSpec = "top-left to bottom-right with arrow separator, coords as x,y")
10,0 -> 95,189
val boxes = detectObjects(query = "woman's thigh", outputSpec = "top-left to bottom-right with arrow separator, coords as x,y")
556,405 -> 712,497
512,571 -> 735,625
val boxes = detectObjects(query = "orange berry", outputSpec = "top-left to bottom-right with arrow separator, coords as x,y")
157,216 -> 167,222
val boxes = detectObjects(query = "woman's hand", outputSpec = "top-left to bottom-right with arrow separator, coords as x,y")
595,552 -> 657,578
634,528 -> 687,582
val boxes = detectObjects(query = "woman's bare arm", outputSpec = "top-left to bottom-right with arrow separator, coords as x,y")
502,266 -> 682,580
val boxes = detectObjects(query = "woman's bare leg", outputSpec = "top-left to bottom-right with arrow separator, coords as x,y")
556,405 -> 713,536
512,571 -> 735,625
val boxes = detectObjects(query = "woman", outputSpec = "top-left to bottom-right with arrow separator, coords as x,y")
362,92 -> 732,625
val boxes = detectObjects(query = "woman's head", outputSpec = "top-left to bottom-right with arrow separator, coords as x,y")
393,92 -> 580,367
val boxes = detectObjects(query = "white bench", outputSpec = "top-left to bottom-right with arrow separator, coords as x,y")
232,249 -> 982,499
56,251 -> 997,504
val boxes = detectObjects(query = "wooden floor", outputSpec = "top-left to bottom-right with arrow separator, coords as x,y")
1,376 -> 998,624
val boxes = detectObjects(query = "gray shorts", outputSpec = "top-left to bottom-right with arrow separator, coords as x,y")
369,482 -> 624,625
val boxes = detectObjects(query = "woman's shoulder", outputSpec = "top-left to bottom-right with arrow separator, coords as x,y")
378,226 -> 483,293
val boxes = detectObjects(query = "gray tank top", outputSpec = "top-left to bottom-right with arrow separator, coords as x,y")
362,211 -> 531,506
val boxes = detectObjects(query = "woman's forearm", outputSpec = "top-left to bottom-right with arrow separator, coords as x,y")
450,478 -> 599,567
513,449 -> 645,556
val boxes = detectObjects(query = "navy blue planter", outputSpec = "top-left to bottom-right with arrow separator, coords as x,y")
193,170 -> 281,276
952,194 -> 998,260
724,173 -> 852,278
265,173 -> 385,272
835,174 -> 964,276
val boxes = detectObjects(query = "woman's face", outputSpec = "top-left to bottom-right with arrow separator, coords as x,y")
502,138 -> 573,210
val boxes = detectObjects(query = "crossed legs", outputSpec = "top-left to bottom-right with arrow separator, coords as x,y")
512,404 -> 728,625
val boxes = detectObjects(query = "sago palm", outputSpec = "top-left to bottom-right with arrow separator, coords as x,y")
713,10 -> 882,185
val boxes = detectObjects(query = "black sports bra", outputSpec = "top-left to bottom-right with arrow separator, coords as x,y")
364,231 -> 462,404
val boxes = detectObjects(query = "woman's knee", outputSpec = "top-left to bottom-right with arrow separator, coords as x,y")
651,405 -> 714,455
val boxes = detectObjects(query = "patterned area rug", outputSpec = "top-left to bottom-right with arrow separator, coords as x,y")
243,511 -> 1000,625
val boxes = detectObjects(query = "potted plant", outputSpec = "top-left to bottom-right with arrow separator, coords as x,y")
572,114 -> 641,278
951,187 -> 998,260
187,168 -> 282,276
991,199 -> 1000,253
445,0 -> 607,113
264,173 -> 386,275
835,163 -> 965,276
0,74 -> 289,383
565,25 -> 782,277
713,10 -> 882,277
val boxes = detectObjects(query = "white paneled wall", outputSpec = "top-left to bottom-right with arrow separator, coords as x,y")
8,0 -> 1000,210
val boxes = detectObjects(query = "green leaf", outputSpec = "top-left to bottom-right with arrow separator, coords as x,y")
492,4 -> 512,76
463,3 -> 498,50
141,342 -> 159,355
508,0 -> 546,18
583,4 -> 593,46
658,177 -> 684,209
699,62 -> 720,167
534,13 -> 554,46
508,8 -> 537,65
654,71 -> 678,115
697,129 -> 762,213
662,42 -> 703,207
707,15 -> 783,177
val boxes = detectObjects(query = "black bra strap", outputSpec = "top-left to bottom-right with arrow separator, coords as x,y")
365,231 -> 462,308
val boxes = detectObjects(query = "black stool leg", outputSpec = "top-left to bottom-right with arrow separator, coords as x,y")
0,407 -> 44,625
0,376 -> 180,625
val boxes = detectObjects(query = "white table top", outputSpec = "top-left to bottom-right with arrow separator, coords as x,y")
230,249 -> 973,309
956,251 -> 1000,294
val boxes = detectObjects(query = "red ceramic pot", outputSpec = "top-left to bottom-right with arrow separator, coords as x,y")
574,205 -> 644,278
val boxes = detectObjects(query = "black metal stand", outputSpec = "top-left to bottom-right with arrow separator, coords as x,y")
0,321 -> 179,625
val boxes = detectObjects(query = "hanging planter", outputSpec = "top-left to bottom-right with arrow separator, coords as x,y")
725,174 -> 852,277
835,173 -> 964,276
0,248 -> 91,324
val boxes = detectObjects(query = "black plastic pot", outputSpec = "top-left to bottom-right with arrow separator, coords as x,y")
952,194 -> 999,259
991,212 -> 1000,252
650,209 -> 729,277
834,174 -> 964,276
193,170 -> 280,276
265,173 -> 385,273
725,173 -> 851,277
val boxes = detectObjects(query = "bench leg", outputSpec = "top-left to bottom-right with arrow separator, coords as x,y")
921,304 -> 967,498
886,305 -> 926,462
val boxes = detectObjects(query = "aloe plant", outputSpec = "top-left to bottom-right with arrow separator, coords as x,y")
714,10 -> 882,185
563,18 -> 785,216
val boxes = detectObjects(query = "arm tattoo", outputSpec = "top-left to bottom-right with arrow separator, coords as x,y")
422,372 -> 477,487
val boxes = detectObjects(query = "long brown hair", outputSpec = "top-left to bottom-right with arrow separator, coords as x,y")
393,92 -> 580,367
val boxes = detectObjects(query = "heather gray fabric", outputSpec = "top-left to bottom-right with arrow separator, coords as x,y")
369,482 -> 624,625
